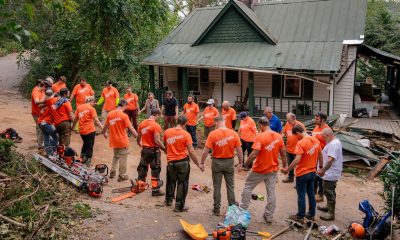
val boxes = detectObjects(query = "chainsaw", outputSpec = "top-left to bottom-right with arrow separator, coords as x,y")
111,178 -> 149,202
33,145 -> 108,197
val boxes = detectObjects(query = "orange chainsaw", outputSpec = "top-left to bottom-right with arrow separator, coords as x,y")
111,179 -> 149,202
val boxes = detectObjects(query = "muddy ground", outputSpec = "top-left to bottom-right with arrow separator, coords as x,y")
0,54 -> 385,239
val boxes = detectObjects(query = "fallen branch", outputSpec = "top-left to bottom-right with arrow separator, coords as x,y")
0,171 -> 10,178
0,213 -> 27,228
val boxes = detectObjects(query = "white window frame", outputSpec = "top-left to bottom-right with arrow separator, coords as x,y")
187,68 -> 201,94
224,70 -> 241,85
283,76 -> 302,98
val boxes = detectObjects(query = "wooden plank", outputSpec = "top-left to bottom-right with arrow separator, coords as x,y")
367,156 -> 390,180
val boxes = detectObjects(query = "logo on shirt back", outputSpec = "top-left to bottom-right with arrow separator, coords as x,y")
312,132 -> 322,136
141,126 -> 150,134
78,109 -> 90,118
307,143 -> 320,155
167,135 -> 184,145
109,117 -> 121,125
265,138 -> 281,152
215,135 -> 234,147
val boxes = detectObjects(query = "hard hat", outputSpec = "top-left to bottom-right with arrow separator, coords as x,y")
348,222 -> 365,239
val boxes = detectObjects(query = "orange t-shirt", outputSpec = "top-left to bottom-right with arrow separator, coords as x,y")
105,110 -> 131,148
31,87 -> 44,116
205,128 -> 241,159
101,86 -> 119,111
183,102 -> 199,126
293,136 -> 321,177
203,106 -> 219,127
138,119 -> 162,148
312,124 -> 331,149
52,82 -> 67,93
222,107 -> 237,129
124,93 -> 139,110
163,128 -> 193,161
75,103 -> 97,135
239,117 -> 257,142
37,99 -> 53,124
72,84 -> 95,106
47,97 -> 73,126
283,120 -> 306,153
252,131 -> 284,174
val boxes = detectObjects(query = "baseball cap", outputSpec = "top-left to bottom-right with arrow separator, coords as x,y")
206,99 -> 214,105
238,111 -> 248,119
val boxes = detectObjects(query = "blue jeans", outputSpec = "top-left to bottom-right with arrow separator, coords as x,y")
186,125 -> 197,147
40,123 -> 59,155
296,172 -> 316,218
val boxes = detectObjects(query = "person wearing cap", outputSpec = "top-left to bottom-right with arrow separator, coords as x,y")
163,115 -> 204,212
197,99 -> 219,140
52,76 -> 67,94
200,116 -> 243,216
161,90 -> 178,130
31,79 -> 45,149
72,96 -> 104,167
264,107 -> 282,133
123,87 -> 140,131
238,111 -> 257,170
98,81 -> 120,124
182,95 -> 200,148
282,113 -> 306,183
102,99 -> 138,182
38,88 -> 59,156
70,78 -> 95,107
312,112 -> 332,203
47,88 -> 74,147
141,92 -> 160,118
137,108 -> 166,196
240,117 -> 287,223
221,101 -> 237,130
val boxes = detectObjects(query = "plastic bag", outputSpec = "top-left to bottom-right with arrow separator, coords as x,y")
223,205 -> 251,228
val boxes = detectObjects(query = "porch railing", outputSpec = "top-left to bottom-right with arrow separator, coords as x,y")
236,96 -> 329,120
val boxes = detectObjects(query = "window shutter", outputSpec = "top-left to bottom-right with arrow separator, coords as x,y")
303,80 -> 313,100
272,75 -> 281,98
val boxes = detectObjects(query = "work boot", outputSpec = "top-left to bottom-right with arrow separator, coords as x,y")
315,194 -> 324,203
320,211 -> 335,221
263,214 -> 273,223
173,207 -> 189,212
118,175 -> 129,182
213,208 -> 220,216
282,177 -> 294,183
305,214 -> 315,222
317,205 -> 329,212
152,190 -> 165,197
84,157 -> 92,167
109,170 -> 116,179
288,214 -> 304,224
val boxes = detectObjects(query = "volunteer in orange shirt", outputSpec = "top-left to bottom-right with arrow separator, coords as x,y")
281,125 -> 323,223
31,79 -> 45,149
48,88 -> 74,147
137,108 -> 166,196
38,88 -> 59,156
102,99 -> 138,182
97,81 -> 120,124
52,76 -> 67,94
123,87 -> 140,131
182,95 -> 199,148
238,111 -> 257,169
163,115 -> 203,212
282,112 -> 306,183
72,96 -> 104,167
200,116 -> 243,216
221,100 -> 237,129
240,117 -> 287,223
197,99 -> 219,139
70,78 -> 95,107
312,112 -> 332,203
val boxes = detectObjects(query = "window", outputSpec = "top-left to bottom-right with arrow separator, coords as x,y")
200,69 -> 209,83
284,77 -> 302,98
225,70 -> 239,84
158,66 -> 165,88
188,68 -> 200,93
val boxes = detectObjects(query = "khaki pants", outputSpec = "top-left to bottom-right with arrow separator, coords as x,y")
101,110 -> 110,125
204,125 -> 216,139
111,147 -> 129,177
212,157 -> 235,210
32,115 -> 44,148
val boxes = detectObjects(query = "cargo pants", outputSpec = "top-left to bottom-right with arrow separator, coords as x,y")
212,157 -> 235,211
165,158 -> 190,210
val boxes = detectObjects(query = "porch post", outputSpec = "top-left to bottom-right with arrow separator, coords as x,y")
149,65 -> 155,93
182,68 -> 188,102
248,72 -> 255,116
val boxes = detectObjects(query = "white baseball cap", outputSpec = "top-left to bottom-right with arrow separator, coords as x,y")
207,99 -> 214,105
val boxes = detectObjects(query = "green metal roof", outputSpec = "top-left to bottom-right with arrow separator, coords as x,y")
143,0 -> 368,72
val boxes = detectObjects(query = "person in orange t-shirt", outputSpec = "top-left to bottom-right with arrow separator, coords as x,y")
201,116 -> 243,216
238,111 -> 257,169
38,88 -> 59,156
240,117 -> 287,223
52,76 -> 67,94
137,108 -> 166,196
281,124 -> 323,223
163,115 -> 203,212
123,87 -> 140,131
312,112 -> 332,202
72,96 -> 103,167
197,99 -> 219,139
98,81 -> 120,124
70,78 -> 95,107
102,99 -> 137,182
31,80 -> 45,148
182,95 -> 199,148
221,101 -> 237,129
282,112 -> 306,183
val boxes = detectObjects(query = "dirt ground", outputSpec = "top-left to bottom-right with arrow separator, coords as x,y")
0,54 -> 386,240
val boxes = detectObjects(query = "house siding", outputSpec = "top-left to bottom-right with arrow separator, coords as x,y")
210,69 -> 222,107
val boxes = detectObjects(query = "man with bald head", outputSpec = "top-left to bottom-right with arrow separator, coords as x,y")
264,107 -> 282,133
317,128 -> 343,221
221,101 -> 237,130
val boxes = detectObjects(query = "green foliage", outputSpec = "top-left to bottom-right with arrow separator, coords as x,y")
380,158 -> 400,216
0,138 -> 14,162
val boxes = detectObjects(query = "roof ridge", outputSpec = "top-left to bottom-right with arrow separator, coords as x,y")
255,0 -> 328,6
